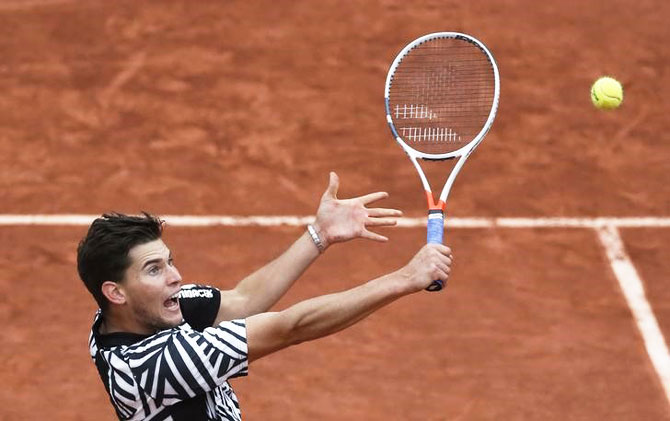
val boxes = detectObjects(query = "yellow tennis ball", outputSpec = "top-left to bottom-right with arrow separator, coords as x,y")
591,76 -> 623,110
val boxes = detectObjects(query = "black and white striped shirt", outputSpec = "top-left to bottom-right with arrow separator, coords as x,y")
89,285 -> 248,420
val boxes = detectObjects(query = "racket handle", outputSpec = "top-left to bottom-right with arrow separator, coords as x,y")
426,210 -> 445,292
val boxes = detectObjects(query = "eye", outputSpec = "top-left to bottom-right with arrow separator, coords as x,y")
148,266 -> 160,276
168,258 -> 175,266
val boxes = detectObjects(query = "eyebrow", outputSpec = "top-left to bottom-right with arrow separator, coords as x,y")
140,253 -> 173,270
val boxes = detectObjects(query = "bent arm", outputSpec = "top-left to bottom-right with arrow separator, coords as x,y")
215,173 -> 401,323
245,243 -> 453,363
245,272 -> 407,363
215,231 -> 320,322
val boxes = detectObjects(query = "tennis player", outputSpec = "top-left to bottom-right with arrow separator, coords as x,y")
78,172 -> 453,420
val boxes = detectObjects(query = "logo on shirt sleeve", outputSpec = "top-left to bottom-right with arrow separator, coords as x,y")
179,288 -> 214,299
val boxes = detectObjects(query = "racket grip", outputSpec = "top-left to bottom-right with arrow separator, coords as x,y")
426,210 -> 445,292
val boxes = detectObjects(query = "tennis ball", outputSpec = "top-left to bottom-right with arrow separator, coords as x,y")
591,76 -> 623,110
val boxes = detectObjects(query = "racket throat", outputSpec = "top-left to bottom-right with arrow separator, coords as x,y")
425,191 -> 446,211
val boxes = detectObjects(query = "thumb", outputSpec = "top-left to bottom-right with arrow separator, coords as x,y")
323,171 -> 339,199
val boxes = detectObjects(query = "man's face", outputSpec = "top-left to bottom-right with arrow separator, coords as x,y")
121,239 -> 183,333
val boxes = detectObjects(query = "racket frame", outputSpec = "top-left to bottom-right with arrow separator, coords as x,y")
384,32 -> 500,210
384,32 -> 500,290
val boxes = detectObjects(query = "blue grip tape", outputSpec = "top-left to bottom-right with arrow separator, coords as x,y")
427,212 -> 444,244
426,211 -> 445,291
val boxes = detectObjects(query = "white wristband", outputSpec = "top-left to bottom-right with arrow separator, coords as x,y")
307,224 -> 326,253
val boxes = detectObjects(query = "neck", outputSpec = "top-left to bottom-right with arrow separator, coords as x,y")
99,308 -> 153,335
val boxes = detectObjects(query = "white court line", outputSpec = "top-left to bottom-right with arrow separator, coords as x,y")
0,214 -> 670,227
1,213 -> 669,403
597,225 -> 670,404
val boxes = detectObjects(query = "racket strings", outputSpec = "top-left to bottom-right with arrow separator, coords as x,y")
388,38 -> 495,155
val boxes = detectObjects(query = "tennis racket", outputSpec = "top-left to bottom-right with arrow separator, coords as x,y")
384,32 -> 500,291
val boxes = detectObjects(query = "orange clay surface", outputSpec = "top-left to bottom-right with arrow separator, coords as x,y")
0,1 -> 669,420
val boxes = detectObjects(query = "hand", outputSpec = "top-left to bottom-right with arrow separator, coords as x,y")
312,172 -> 402,249
399,244 -> 453,293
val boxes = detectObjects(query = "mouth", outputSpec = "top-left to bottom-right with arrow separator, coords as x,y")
164,291 -> 180,311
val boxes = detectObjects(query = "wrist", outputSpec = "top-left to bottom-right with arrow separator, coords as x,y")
390,268 -> 423,295
307,224 -> 328,253
375,271 -> 415,298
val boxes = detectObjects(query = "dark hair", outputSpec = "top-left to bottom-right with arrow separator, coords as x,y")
77,212 -> 164,311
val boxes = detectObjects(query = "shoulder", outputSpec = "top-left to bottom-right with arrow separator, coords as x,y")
179,284 -> 222,331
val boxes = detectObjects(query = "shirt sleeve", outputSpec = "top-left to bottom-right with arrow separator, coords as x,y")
123,320 -> 248,406
178,284 -> 221,331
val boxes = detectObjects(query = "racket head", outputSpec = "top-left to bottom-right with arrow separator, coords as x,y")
384,32 -> 500,160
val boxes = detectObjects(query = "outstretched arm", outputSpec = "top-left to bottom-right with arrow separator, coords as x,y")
215,172 -> 402,323
246,243 -> 454,363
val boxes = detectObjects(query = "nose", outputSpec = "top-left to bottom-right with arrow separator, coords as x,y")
167,264 -> 182,285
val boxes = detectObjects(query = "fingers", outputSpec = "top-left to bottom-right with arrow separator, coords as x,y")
365,217 -> 398,227
425,244 -> 454,274
400,243 -> 455,291
357,191 -> 389,205
361,229 -> 389,242
367,208 -> 403,218
430,244 -> 450,259
428,248 -> 453,285
365,208 -> 402,228
323,171 -> 340,199
435,261 -> 451,276
426,243 -> 452,257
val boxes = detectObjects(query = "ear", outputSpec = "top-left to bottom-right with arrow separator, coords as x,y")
101,281 -> 127,305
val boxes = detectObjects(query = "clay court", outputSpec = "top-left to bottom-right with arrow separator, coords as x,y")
1,0 -> 669,419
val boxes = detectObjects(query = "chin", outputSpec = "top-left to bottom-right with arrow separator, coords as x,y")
163,312 -> 184,329
133,302 -> 183,332
144,312 -> 183,332
150,319 -> 181,332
